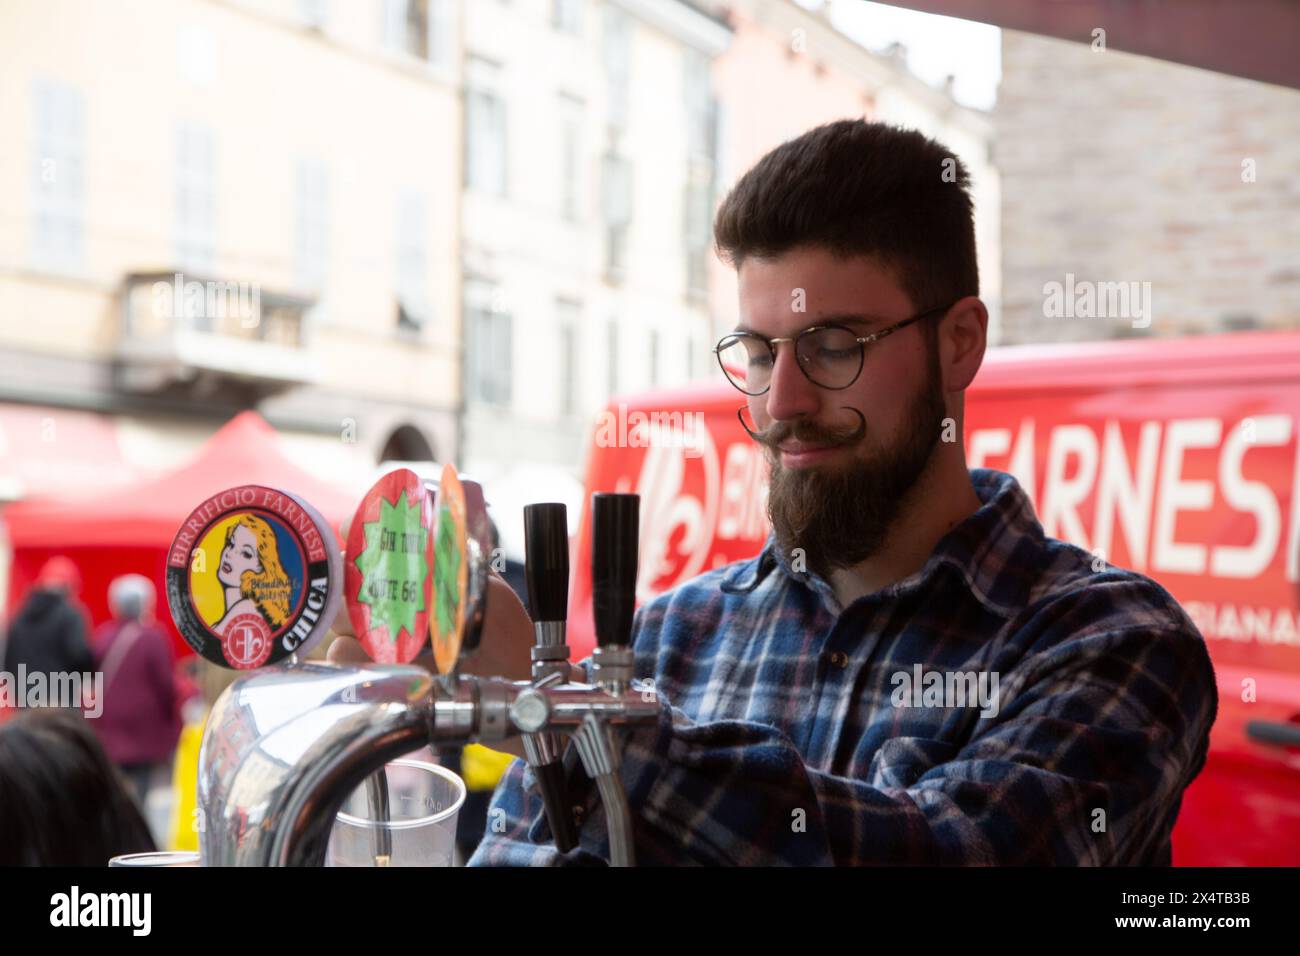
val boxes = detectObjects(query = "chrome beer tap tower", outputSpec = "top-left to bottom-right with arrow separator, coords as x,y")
193,479 -> 655,867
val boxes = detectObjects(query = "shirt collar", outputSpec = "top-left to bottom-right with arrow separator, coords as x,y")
719,468 -> 1042,619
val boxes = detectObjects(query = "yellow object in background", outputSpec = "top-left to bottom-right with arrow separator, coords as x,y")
461,742 -> 516,791
167,718 -> 205,851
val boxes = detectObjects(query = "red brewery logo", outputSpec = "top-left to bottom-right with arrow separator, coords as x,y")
631,414 -> 767,600
221,613 -> 274,669
166,485 -> 340,669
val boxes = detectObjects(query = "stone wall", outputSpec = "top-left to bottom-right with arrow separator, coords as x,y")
996,29 -> 1300,344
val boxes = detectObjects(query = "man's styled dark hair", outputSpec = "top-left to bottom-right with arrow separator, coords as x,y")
713,119 -> 979,321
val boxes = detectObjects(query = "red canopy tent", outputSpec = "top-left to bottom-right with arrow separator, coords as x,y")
2,411 -> 357,657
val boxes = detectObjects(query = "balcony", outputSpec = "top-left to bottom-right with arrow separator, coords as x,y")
116,271 -> 321,396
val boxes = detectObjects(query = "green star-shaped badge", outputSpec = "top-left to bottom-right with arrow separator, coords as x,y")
434,501 -> 462,638
354,491 -> 429,642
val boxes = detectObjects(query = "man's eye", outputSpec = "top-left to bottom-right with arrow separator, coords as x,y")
818,347 -> 857,361
749,352 -> 773,368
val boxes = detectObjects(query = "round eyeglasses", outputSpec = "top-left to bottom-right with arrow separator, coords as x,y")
713,303 -> 952,396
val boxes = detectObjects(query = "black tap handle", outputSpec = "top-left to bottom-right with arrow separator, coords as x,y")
522,501 -> 578,853
524,503 -> 569,626
535,760 -> 579,852
591,493 -> 639,649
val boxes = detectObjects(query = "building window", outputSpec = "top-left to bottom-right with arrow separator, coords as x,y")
553,0 -> 583,35
601,151 -> 632,279
714,99 -> 731,189
603,6 -> 630,129
396,190 -> 429,333
684,174 -> 711,300
299,0 -> 328,30
683,49 -> 716,301
379,0 -> 439,60
466,58 -> 507,196
557,299 -> 581,416
466,279 -> 512,406
683,50 -> 715,162
558,94 -> 583,221
295,158 -> 329,294
428,0 -> 455,68
31,79 -> 85,276
175,120 -> 216,274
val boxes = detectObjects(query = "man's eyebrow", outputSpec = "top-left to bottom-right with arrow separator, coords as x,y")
733,313 -> 886,334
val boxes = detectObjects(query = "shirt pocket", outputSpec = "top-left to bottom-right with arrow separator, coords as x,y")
868,735 -> 960,789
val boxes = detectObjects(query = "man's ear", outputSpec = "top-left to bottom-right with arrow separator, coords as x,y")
940,296 -> 988,392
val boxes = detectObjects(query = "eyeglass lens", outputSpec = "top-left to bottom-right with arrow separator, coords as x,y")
716,327 -> 864,393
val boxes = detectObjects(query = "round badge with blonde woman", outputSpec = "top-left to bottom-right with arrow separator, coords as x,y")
167,485 -> 343,668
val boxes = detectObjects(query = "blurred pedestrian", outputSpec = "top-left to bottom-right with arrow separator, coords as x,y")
0,708 -> 155,865
89,574 -> 181,806
1,556 -> 93,690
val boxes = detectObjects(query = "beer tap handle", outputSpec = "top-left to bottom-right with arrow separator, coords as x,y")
533,760 -> 577,852
524,503 -> 569,626
581,493 -> 641,866
591,493 -> 638,652
522,502 -> 579,853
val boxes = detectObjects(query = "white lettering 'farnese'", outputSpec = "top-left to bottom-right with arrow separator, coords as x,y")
1211,414 -> 1291,578
1040,424 -> 1099,547
1152,418 -> 1221,575
50,886 -> 151,937
1092,421 -> 1160,573
969,414 -> 1300,582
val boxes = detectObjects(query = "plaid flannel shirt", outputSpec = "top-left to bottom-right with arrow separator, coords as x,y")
467,468 -> 1218,866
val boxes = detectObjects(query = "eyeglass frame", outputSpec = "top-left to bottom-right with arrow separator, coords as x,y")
712,301 -> 956,396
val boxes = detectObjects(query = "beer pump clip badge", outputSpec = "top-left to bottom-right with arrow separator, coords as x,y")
344,469 -> 436,664
430,463 -> 490,677
167,485 -> 343,669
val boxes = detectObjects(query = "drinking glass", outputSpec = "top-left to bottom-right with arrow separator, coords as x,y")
326,759 -> 466,867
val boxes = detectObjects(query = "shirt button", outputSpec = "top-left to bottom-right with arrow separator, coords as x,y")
828,651 -> 849,669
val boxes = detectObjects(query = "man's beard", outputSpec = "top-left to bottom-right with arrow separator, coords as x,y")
749,356 -> 947,580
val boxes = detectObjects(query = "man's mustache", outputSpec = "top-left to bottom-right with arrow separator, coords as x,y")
737,407 -> 867,450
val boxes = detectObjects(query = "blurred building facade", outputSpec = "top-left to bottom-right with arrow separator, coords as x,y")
458,0 -> 999,505
0,0 -> 997,579
705,0 -> 999,345
997,29 -> 1300,344
458,0 -> 732,492
0,0 -> 463,501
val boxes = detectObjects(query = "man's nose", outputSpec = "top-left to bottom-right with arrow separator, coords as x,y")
762,342 -> 820,422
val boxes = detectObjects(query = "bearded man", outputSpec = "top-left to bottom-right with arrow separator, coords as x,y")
334,120 -> 1218,866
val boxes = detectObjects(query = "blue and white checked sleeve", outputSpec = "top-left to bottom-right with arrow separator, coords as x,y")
468,606 -> 1216,866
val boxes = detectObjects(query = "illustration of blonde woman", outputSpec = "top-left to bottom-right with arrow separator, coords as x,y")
213,515 -> 292,636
